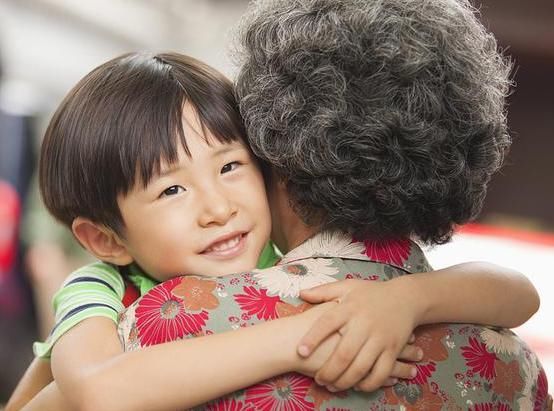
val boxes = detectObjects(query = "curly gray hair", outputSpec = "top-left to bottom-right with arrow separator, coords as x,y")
234,0 -> 512,244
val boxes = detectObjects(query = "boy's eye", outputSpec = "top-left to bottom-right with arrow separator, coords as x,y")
160,185 -> 185,197
221,161 -> 241,174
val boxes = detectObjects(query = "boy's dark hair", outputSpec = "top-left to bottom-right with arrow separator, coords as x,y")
234,0 -> 513,245
40,52 -> 245,237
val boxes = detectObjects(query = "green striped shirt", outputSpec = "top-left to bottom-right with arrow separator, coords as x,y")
33,242 -> 280,358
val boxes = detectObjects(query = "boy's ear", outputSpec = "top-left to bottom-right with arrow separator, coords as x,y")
72,217 -> 133,266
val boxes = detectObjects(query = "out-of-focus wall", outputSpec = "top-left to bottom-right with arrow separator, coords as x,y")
477,0 -> 554,230
0,0 -> 249,116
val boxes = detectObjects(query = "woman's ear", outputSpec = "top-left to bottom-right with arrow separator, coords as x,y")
71,217 -> 133,266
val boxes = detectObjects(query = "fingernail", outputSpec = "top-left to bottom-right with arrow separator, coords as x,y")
353,386 -> 360,391
416,348 -> 423,360
297,345 -> 310,357
410,367 -> 418,378
391,378 -> 399,385
327,386 -> 338,392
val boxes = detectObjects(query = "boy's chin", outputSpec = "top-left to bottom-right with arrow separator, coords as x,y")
196,259 -> 258,278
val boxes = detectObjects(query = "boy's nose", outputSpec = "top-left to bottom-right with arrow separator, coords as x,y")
197,188 -> 237,227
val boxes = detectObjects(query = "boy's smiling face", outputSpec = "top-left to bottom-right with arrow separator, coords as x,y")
116,103 -> 271,281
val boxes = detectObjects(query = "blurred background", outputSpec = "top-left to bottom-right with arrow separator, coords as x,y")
0,0 -> 552,404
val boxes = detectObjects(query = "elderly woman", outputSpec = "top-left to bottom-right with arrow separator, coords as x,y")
115,0 -> 546,409
10,0 -> 549,410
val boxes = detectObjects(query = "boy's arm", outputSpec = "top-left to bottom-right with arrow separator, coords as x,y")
5,358 -> 53,411
402,261 -> 539,327
297,262 -> 539,391
21,382 -> 70,411
44,301 -> 338,411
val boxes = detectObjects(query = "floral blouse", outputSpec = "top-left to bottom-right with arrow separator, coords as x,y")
118,232 -> 549,410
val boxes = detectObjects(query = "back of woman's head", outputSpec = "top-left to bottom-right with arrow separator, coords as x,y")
234,0 -> 512,245
40,52 -> 244,237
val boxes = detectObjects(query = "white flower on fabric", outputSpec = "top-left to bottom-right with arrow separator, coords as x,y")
281,231 -> 365,264
517,397 -> 533,411
518,349 -> 540,408
480,328 -> 521,355
254,259 -> 339,298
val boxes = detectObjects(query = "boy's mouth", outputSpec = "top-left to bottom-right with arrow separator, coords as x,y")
201,232 -> 248,258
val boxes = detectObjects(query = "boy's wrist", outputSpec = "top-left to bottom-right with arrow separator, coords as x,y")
395,274 -> 432,327
283,302 -> 340,375
269,315 -> 307,373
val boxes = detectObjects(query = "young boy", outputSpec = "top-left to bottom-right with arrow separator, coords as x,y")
8,51 -> 540,410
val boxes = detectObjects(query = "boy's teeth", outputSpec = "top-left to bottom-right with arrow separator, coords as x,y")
206,235 -> 241,252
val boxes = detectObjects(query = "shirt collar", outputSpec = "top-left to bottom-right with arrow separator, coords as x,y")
279,231 -> 430,274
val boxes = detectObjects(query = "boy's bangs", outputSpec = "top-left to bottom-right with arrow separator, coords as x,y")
117,54 -> 247,192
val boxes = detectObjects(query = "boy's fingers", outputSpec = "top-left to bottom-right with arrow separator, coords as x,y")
299,281 -> 347,303
325,339 -> 378,391
355,352 -> 395,393
389,360 -> 418,380
397,344 -> 423,362
298,311 -> 345,357
315,337 -> 357,387
381,377 -> 398,387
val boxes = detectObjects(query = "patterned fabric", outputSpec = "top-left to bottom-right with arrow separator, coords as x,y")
118,231 -> 549,410
33,242 -> 280,359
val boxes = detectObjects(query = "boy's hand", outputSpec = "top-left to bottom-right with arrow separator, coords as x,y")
298,278 -> 423,392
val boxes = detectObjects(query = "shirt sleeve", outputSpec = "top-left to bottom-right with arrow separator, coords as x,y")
33,261 -> 125,359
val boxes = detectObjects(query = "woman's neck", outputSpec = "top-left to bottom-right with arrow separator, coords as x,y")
278,221 -> 318,254
268,177 -> 318,253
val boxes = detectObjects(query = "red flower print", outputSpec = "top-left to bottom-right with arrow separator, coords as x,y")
234,286 -> 282,320
357,238 -> 411,266
135,278 -> 209,346
408,362 -> 436,385
245,373 -> 315,411
461,337 -> 498,380
534,368 -> 549,411
206,397 -> 256,411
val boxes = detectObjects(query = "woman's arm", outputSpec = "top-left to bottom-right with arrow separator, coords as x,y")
34,302 -> 336,411
405,261 -> 539,327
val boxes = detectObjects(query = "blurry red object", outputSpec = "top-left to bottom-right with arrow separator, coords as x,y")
0,179 -> 20,280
